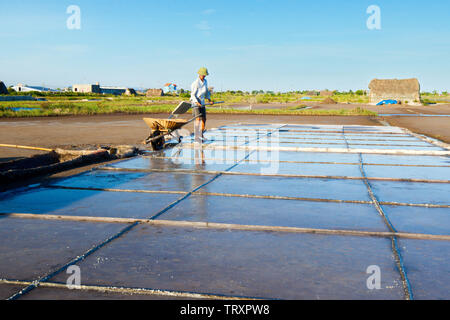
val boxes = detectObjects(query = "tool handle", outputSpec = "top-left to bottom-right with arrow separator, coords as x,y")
193,101 -> 225,108
0,144 -> 53,152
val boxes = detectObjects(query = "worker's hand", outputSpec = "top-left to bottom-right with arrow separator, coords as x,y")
196,102 -> 202,107
209,100 -> 214,105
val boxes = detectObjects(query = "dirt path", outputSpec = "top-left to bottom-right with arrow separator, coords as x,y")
228,102 -> 450,115
384,116 -> 450,143
305,102 -> 450,115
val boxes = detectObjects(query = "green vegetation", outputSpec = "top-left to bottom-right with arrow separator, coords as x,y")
210,106 -> 377,116
0,90 -> 386,118
0,98 -> 377,118
199,90 -> 371,104
0,101 -> 176,118
3,89 -> 448,118
420,92 -> 450,104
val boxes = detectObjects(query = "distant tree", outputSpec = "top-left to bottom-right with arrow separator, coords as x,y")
355,90 -> 365,96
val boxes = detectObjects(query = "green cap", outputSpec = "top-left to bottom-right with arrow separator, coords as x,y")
198,67 -> 209,76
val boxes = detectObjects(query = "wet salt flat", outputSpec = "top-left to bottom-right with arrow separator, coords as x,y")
1,123 -> 449,300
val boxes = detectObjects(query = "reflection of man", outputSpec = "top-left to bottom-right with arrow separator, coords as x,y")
192,147 -> 207,221
191,67 -> 214,142
194,148 -> 205,167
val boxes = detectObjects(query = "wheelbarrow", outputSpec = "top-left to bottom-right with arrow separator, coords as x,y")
143,117 -> 197,150
143,101 -> 224,150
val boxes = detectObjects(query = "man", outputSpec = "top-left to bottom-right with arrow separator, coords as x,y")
190,67 -> 214,142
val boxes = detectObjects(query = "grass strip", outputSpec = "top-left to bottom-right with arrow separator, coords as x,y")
0,101 -> 377,117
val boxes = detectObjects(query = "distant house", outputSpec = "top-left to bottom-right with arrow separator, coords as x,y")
72,83 -> 134,95
163,83 -> 177,94
146,89 -> 164,97
72,83 -> 101,94
12,83 -> 57,93
100,86 -> 127,95
368,78 -> 421,105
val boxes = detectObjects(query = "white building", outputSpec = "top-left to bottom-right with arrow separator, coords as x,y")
72,83 -> 129,95
12,83 -> 57,93
72,83 -> 101,93
99,86 -> 127,95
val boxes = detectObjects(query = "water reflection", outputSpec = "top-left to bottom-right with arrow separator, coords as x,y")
192,147 -> 207,220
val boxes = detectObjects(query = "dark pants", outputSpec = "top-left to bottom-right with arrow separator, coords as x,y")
192,106 -> 206,121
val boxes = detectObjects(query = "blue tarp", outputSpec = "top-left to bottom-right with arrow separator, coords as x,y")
7,107 -> 41,112
377,99 -> 398,106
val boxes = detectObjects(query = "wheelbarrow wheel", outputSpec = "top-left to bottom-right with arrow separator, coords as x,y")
148,130 -> 165,150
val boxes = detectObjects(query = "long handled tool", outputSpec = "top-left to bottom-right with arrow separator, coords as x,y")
0,144 -> 54,152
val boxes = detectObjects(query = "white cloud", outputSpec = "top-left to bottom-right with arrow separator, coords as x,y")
195,20 -> 212,31
202,9 -> 216,15
52,44 -> 89,54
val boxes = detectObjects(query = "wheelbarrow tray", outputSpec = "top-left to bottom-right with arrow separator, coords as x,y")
143,118 -> 189,132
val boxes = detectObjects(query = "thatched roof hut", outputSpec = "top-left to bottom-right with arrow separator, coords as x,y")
0,81 -> 8,94
369,78 -> 421,105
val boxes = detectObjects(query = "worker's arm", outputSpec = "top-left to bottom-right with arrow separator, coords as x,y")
205,81 -> 214,105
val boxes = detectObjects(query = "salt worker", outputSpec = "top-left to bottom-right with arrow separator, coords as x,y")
191,67 -> 214,142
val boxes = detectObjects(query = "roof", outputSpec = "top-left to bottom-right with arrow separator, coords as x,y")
13,85 -> 56,92
100,86 -> 127,90
369,78 -> 420,94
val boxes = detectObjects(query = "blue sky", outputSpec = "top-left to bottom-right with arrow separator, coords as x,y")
1,0 -> 449,92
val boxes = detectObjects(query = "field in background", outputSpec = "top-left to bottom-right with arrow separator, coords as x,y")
1,90 -> 449,118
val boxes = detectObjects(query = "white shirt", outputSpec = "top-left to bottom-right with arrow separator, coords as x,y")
190,77 -> 210,106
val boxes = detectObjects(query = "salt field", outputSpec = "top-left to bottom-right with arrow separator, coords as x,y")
1,124 -> 449,300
